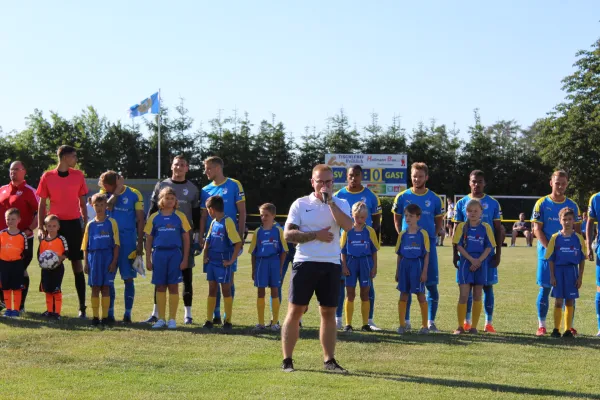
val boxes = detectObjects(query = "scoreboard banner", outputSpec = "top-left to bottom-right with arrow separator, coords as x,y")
325,154 -> 408,197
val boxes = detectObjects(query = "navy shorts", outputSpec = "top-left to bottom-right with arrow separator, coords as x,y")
59,219 -> 84,261
40,265 -> 65,293
397,257 -> 425,294
151,248 -> 183,286
457,257 -> 488,286
0,259 -> 24,290
288,261 -> 341,307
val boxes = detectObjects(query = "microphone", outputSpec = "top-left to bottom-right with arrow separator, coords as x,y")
322,192 -> 330,204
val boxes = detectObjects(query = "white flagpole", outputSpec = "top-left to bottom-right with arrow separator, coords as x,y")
157,88 -> 161,180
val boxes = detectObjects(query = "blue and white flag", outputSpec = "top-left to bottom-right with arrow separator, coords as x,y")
129,92 -> 160,118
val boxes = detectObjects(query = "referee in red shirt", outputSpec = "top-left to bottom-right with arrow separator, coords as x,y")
37,145 -> 89,318
0,161 -> 39,312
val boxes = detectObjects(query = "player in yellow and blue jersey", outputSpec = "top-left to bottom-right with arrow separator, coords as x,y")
335,165 -> 382,330
546,207 -> 585,338
531,170 -> 581,336
395,204 -> 430,335
586,193 -> 600,337
249,203 -> 288,332
393,162 -> 443,332
82,194 -> 120,326
144,187 -> 191,330
340,201 -> 379,333
452,170 -> 504,333
452,199 -> 496,335
200,156 -> 246,325
202,195 -> 242,332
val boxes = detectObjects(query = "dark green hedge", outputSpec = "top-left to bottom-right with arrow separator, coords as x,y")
380,197 -> 398,246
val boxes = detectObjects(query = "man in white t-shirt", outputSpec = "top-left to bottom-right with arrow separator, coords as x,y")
281,164 -> 352,373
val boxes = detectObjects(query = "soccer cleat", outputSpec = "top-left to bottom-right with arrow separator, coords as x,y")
145,315 -> 158,324
570,328 -> 578,337
336,318 -> 343,329
92,317 -> 100,326
510,244 -> 515,247
184,317 -> 193,325
453,327 -> 465,335
202,320 -> 214,330
343,325 -> 353,333
324,358 -> 348,374
167,319 -> 177,329
213,317 -> 222,325
361,324 -> 373,332
428,322 -> 439,333
106,315 -> 116,324
281,358 -> 295,373
484,324 -> 496,333
41,310 -> 50,317
252,324 -> 266,333
0,301 -> 5,312
550,328 -> 561,338
223,322 -> 233,332
122,315 -> 132,324
596,330 -> 600,337
463,322 -> 472,331
396,326 -> 406,334
12,310 -> 20,318
468,328 -> 479,334
299,320 -> 303,329
418,327 -> 430,335
271,323 -> 281,332
51,313 -> 61,320
368,321 -> 383,331
404,322 -> 412,331
152,319 -> 167,329
562,330 -> 574,338
19,307 -> 25,313
536,327 -> 547,336
78,309 -> 87,319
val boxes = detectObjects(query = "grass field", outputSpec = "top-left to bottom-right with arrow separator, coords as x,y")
2,237 -> 600,399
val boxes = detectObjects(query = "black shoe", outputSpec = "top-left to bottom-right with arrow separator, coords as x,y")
145,315 -> 158,324
551,328 -> 561,338
122,315 -> 132,324
92,317 -> 100,326
101,318 -> 112,326
562,330 -> 574,338
213,317 -> 222,325
0,301 -> 5,312
51,313 -> 61,320
361,324 -> 373,332
79,308 -> 87,319
41,311 -> 50,317
202,320 -> 214,330
324,358 -> 348,374
281,357 -> 295,373
106,315 -> 116,324
343,325 -> 353,332
223,322 -> 233,332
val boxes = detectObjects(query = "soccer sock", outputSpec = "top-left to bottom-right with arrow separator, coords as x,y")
214,289 -> 221,318
156,291 -> 167,321
565,305 -> 574,331
101,295 -> 110,319
12,290 -> 22,313
368,282 -> 375,320
483,286 -> 494,323
183,268 -> 193,307
596,292 -> 600,330
151,287 -> 158,317
0,289 -> 4,304
108,284 -> 115,318
45,293 -> 53,313
537,287 -> 551,323
168,293 -> 179,320
398,300 -> 407,327
257,297 -> 266,326
426,284 -> 439,322
54,292 -> 62,315
207,296 -> 217,321
75,271 -> 86,310
472,300 -> 483,330
91,296 -> 100,319
405,294 -> 412,322
3,290 -> 12,310
336,281 -> 345,318
224,296 -> 233,323
419,301 -> 428,329
272,297 -> 281,324
361,300 -> 370,326
184,306 -> 192,319
124,280 -> 135,316
466,292 -> 473,322
344,299 -> 354,326
21,276 -> 30,310
457,303 -> 467,329
554,307 -> 562,330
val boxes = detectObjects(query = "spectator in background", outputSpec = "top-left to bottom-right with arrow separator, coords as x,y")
446,198 -> 455,238
511,213 -> 533,247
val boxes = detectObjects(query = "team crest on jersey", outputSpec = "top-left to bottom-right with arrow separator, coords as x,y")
483,203 -> 489,210
183,188 -> 189,196
16,191 -> 22,196
425,200 -> 431,208
361,196 -> 367,203
122,197 -> 129,204
223,188 -> 228,195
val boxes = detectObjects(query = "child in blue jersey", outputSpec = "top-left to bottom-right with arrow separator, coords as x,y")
249,203 -> 288,332
202,195 -> 242,331
340,202 -> 379,333
395,204 -> 430,335
452,199 -> 496,334
547,207 -> 585,338
82,194 -> 120,326
144,187 -> 191,330
586,193 -> 600,337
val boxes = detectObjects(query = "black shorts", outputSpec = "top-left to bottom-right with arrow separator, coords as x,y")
0,259 -> 25,290
514,230 -> 530,237
289,261 -> 341,307
59,219 -> 84,261
23,237 -> 34,270
40,265 -> 65,293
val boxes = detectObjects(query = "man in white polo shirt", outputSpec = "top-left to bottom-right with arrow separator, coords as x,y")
281,164 -> 353,373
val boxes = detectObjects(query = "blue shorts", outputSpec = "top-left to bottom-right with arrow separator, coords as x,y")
117,230 -> 137,281
426,241 -> 439,285
537,258 -> 551,288
231,248 -> 243,272
254,256 -> 281,288
551,265 -> 579,299
456,253 -> 496,285
151,248 -> 183,285
87,249 -> 116,287
596,255 -> 600,286
397,257 -> 425,294
457,257 -> 488,286
206,261 -> 233,284
345,255 -> 373,288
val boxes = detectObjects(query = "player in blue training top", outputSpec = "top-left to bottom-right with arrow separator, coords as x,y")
395,203 -> 430,335
452,169 -> 504,333
531,170 -> 581,336
334,165 -> 382,330
340,201 -> 379,333
546,207 -> 585,339
586,194 -> 600,337
202,195 -> 243,332
82,193 -> 120,326
452,199 -> 496,335
144,187 -> 191,330
393,162 -> 444,332
200,156 -> 246,325
249,203 -> 288,332
99,170 -> 145,323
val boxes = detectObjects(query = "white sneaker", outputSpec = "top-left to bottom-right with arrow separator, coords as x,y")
368,320 -> 383,331
336,317 -> 342,329
252,324 -> 266,332
167,319 -> 177,329
271,323 -> 281,332
152,319 -> 166,329
597,330 -> 600,337
396,326 -> 406,334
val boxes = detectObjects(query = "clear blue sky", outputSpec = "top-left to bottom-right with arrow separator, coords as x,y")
1,1 -> 598,140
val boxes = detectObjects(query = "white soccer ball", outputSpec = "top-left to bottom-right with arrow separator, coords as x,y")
39,250 -> 60,270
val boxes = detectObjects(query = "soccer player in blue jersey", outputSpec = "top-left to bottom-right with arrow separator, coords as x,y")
452,170 -> 504,333
393,162 -> 444,332
82,194 -> 120,326
452,199 -> 496,335
249,203 -> 288,331
200,156 -> 246,325
586,196 -> 600,337
531,170 -> 581,336
395,204 -> 430,335
340,202 -> 379,332
144,187 -> 191,329
202,195 -> 243,331
546,207 -> 585,338
99,171 -> 145,323
334,165 -> 382,330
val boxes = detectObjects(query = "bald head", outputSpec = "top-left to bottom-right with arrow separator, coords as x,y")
9,161 -> 26,185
